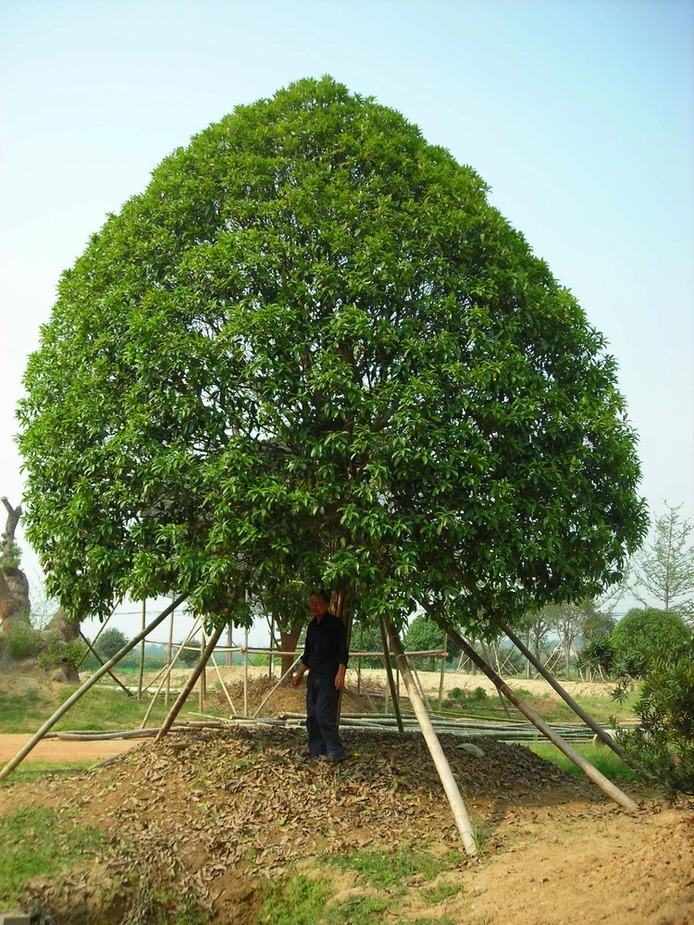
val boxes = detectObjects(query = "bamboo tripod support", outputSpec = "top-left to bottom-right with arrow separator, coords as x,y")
0,593 -> 189,782
385,620 -> 478,857
436,616 -> 639,813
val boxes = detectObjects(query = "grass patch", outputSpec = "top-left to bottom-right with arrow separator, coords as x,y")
526,742 -> 641,780
419,880 -> 463,903
0,682 -> 220,734
329,845 -> 460,890
332,893 -> 390,923
257,874 -> 332,925
0,805 -> 103,906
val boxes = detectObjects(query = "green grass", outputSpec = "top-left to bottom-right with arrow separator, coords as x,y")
0,805 -> 103,906
257,849 -> 465,925
419,880 -> 463,903
526,742 -> 642,780
257,874 -> 332,925
436,683 -> 639,726
0,682 -> 223,734
329,845 -> 461,890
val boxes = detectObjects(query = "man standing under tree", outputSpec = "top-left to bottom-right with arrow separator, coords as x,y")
291,591 -> 349,762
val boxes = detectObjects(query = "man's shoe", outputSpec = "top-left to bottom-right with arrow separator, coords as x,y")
319,754 -> 346,763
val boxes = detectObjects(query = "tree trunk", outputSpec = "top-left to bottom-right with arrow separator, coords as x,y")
280,625 -> 303,678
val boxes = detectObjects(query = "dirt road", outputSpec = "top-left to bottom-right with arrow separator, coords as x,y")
0,733 -> 143,766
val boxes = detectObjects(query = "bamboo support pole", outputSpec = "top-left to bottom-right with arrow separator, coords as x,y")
77,604 -> 116,668
243,628 -> 249,717
155,622 -> 226,742
0,593 -> 189,781
411,663 -> 434,712
166,595 -> 176,705
209,648 -> 238,715
502,623 -> 650,777
385,620 -> 478,857
79,631 -> 134,698
199,628 -> 206,711
137,599 -> 147,700
378,613 -> 405,735
437,617 -> 639,813
140,616 -> 202,729
438,635 -> 447,711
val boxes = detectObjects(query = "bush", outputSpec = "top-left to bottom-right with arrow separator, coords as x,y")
448,686 -> 489,705
5,620 -> 42,660
610,608 -> 691,678
616,638 -> 694,795
95,627 -> 129,660
36,633 -> 87,672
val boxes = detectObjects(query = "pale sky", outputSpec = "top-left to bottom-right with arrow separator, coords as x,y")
1,0 -> 693,638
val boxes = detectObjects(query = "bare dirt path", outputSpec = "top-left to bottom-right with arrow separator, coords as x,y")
0,733 -> 142,765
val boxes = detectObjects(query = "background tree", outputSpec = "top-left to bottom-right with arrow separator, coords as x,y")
17,76 -> 647,642
543,601 -> 593,679
576,608 -> 616,681
512,609 -> 553,678
630,502 -> 694,625
95,627 -> 129,661
404,614 -> 461,671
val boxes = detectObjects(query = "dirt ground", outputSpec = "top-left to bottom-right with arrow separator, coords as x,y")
1,672 -> 693,924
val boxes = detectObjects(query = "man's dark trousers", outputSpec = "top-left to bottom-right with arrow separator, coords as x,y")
306,677 -> 346,760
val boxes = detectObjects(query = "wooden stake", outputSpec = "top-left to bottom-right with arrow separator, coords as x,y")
385,620 -> 478,857
155,622 -> 225,742
0,593 -> 188,781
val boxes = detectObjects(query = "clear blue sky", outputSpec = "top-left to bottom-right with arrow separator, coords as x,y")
1,0 -> 692,635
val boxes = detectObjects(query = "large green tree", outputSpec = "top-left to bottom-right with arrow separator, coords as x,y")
17,76 -> 647,636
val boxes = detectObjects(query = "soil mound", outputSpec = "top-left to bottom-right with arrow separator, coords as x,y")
2,724 -> 692,924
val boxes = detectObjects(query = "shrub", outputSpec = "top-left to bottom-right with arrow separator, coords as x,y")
610,607 -> 691,678
616,638 -> 694,795
5,620 -> 41,660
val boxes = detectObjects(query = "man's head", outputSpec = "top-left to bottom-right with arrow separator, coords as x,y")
309,590 -> 330,620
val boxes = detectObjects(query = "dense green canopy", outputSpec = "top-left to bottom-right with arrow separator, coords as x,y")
17,76 -> 647,630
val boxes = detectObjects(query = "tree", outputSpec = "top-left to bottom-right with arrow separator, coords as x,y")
404,613 -> 461,670
630,502 -> 694,625
17,76 -> 647,640
576,608 -> 616,680
543,601 -> 592,679
609,606 -> 691,678
96,627 -> 129,661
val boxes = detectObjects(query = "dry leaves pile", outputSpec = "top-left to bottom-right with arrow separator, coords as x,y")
22,724 -> 588,923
